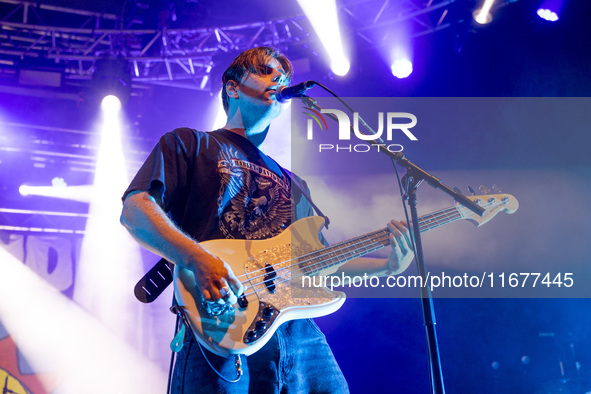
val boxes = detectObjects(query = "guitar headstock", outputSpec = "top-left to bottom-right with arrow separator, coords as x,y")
457,194 -> 519,227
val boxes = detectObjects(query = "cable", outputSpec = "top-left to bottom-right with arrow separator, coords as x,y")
197,342 -> 243,383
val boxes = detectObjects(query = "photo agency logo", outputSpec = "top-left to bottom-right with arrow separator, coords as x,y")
302,107 -> 418,153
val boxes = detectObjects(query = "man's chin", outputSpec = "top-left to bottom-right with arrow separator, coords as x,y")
262,100 -> 284,118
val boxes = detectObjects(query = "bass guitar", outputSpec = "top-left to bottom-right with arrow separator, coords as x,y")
174,193 -> 518,356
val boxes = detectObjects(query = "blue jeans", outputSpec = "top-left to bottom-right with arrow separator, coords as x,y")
171,319 -> 349,393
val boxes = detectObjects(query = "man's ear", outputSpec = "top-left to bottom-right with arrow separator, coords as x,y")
226,80 -> 239,99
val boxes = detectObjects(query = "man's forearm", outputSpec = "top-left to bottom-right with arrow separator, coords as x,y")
120,191 -> 208,270
120,191 -> 244,301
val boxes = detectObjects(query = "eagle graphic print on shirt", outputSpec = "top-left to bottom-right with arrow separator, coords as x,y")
216,147 -> 291,240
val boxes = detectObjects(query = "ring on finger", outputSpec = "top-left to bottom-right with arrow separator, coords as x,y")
220,286 -> 230,297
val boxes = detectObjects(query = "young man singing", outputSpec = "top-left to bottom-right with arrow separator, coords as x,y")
121,46 -> 413,393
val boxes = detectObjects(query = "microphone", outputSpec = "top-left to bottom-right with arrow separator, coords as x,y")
275,81 -> 317,103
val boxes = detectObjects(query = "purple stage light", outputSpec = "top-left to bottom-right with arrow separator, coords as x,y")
537,8 -> 559,21
536,0 -> 564,22
391,59 -> 413,79
101,95 -> 121,114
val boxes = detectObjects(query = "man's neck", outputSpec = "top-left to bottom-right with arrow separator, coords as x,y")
223,109 -> 270,151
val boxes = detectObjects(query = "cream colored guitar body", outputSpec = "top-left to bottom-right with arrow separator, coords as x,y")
174,216 -> 345,357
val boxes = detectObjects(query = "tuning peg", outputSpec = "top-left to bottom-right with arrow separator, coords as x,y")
479,185 -> 490,195
468,186 -> 476,195
491,184 -> 502,193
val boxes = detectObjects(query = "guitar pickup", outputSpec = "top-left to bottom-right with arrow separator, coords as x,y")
263,263 -> 277,294
237,294 -> 248,309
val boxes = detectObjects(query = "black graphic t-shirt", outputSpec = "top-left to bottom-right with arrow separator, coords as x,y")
123,128 -> 313,242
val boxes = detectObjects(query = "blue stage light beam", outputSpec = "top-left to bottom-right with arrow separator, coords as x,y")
297,0 -> 351,76
388,24 -> 413,79
74,95 -> 146,349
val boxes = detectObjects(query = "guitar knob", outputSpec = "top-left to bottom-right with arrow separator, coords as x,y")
246,329 -> 258,342
263,306 -> 275,318
255,319 -> 267,331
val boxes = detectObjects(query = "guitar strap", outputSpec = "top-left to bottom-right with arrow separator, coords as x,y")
284,168 -> 331,229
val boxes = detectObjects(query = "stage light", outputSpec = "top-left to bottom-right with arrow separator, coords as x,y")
51,177 -> 67,188
100,94 -> 122,113
387,32 -> 413,80
18,183 -> 92,202
536,0 -> 564,21
74,93 -> 145,346
18,184 -> 30,196
331,57 -> 351,77
391,58 -> 413,79
297,0 -> 351,77
473,0 -> 496,24
0,247 -> 166,392
537,8 -> 559,21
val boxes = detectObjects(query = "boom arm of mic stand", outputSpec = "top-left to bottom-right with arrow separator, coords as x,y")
299,96 -> 485,217
393,154 -> 485,217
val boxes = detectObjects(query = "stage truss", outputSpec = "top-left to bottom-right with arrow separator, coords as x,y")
0,0 -> 458,91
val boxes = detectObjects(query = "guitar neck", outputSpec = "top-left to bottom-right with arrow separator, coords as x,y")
307,205 -> 462,275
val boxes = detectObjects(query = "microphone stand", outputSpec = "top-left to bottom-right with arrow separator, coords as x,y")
299,95 -> 486,394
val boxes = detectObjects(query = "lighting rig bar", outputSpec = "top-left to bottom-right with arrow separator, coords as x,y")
342,0 -> 457,44
0,0 -> 457,91
0,0 -> 317,90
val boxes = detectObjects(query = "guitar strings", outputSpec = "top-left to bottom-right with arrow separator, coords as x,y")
232,204 -> 459,283
272,200 -> 500,291
235,206 -> 468,299
231,228 -> 389,298
239,205 -> 467,298
231,198 -> 506,302
235,204 -> 463,285
233,204 -> 471,298
232,204 -> 469,299
271,199 -> 497,286
236,231 -> 391,299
